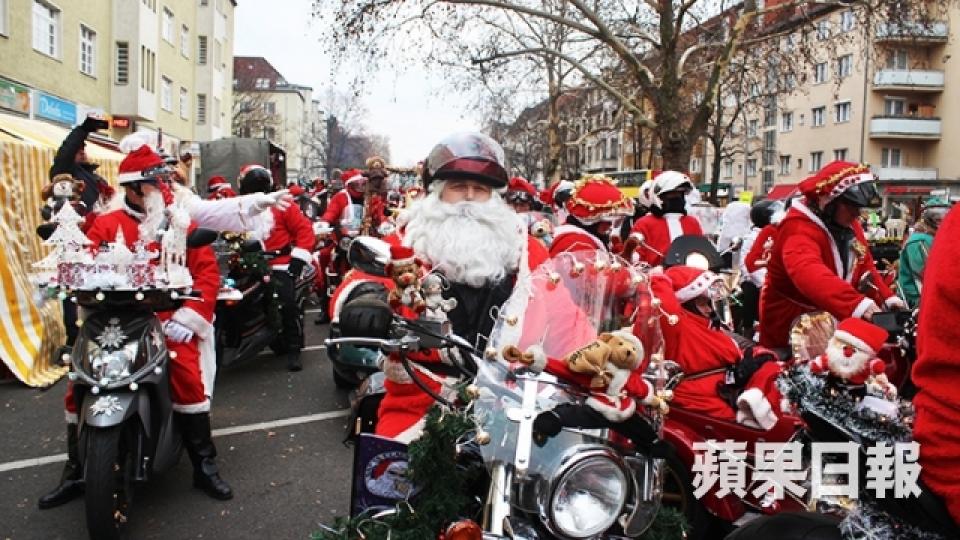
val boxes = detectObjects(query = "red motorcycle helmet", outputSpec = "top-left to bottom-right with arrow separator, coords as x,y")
422,132 -> 509,190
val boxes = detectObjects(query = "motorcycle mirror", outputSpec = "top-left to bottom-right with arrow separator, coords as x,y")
242,239 -> 264,253
36,222 -> 58,240
347,236 -> 392,277
186,228 -> 218,248
664,235 -> 723,270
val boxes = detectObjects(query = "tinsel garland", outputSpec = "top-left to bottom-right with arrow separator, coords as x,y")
839,501 -> 947,540
638,506 -> 688,540
777,365 -> 913,444
225,242 -> 281,330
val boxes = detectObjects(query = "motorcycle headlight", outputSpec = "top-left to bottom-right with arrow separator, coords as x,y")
89,342 -> 139,382
549,456 -> 628,538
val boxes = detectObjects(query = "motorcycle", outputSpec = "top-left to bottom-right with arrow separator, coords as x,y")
66,229 -> 217,540
213,236 -> 315,369
325,250 -> 685,538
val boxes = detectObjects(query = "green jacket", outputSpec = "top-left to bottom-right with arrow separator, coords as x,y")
898,232 -> 933,308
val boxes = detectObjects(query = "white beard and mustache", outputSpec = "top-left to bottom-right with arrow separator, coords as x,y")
403,186 -> 525,288
138,188 -> 168,241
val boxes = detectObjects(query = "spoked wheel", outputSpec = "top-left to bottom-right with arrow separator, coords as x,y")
661,450 -> 711,540
84,426 -> 133,540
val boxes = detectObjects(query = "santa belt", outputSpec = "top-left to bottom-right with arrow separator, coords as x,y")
681,367 -> 728,382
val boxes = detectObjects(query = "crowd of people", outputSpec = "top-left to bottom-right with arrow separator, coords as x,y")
33,119 -> 960,537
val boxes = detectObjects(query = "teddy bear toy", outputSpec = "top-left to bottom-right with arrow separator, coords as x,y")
809,317 -> 896,397
41,174 -> 87,221
421,273 -> 457,321
528,217 -> 553,247
385,245 -> 426,314
503,330 -> 663,421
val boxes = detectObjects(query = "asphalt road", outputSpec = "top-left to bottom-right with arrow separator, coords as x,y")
0,310 -> 353,540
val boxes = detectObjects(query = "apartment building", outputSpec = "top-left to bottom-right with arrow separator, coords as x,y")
0,0 -> 235,156
233,56 -> 316,181
703,5 -> 960,208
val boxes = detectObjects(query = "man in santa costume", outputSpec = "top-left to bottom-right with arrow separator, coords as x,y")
549,174 -> 634,257
758,161 -> 904,350
205,175 -> 236,200
238,165 -> 316,372
652,266 -> 782,429
625,171 -> 703,266
505,176 -> 538,214
40,142 -> 233,510
335,132 -> 548,442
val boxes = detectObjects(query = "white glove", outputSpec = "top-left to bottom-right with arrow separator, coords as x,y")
247,190 -> 292,216
884,296 -> 907,311
163,320 -> 195,343
862,302 -> 882,321
314,221 -> 333,236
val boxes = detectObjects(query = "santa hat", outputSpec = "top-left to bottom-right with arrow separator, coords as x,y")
833,318 -> 889,356
389,245 -> 417,266
117,137 -> 164,184
508,177 -> 536,197
799,161 -> 875,207
565,175 -> 634,225
609,330 -> 644,370
665,266 -> 723,303
206,175 -> 230,193
342,168 -> 365,185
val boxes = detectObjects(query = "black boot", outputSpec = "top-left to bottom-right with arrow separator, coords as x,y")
177,412 -> 233,500
38,424 -> 83,509
286,351 -> 302,372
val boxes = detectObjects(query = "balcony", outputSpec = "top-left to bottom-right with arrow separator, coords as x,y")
876,21 -> 949,43
869,116 -> 941,140
873,69 -> 944,92
875,167 -> 939,182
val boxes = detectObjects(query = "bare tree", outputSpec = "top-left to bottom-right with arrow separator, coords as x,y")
231,91 -> 280,139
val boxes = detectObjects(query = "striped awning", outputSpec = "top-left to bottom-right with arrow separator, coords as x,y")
0,113 -> 123,386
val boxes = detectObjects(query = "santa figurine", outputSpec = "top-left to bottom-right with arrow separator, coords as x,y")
810,317 -> 893,393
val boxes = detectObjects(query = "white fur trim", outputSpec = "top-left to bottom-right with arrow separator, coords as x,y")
331,279 -> 366,323
172,307 -> 214,340
884,296 -> 904,309
793,200 -> 848,280
525,344 -> 548,373
607,367 -> 632,396
172,399 -> 211,413
392,256 -> 416,266
393,417 -> 427,444
198,327 -> 217,398
639,379 -> 657,405
736,410 -> 763,429
833,329 -> 876,355
291,247 -> 313,263
675,271 -> 722,303
736,388 -> 778,430
586,395 -> 637,422
851,298 -> 878,320
665,214 -> 684,241
65,412 -> 78,424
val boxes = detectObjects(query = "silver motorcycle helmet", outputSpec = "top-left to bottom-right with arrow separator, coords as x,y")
422,132 -> 510,190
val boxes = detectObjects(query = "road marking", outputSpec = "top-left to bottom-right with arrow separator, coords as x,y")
0,408 -> 351,473
256,343 -> 326,357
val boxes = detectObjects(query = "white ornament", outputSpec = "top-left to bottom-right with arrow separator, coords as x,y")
96,318 -> 127,349
89,395 -> 123,416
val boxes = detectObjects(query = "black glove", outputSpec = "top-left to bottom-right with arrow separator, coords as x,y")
81,116 -> 109,132
339,295 -> 393,339
287,258 -> 307,278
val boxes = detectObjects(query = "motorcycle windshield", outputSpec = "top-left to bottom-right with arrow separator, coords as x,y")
476,250 -> 664,472
340,203 -> 365,234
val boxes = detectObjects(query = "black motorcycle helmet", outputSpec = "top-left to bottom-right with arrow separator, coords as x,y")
838,180 -> 880,208
422,132 -> 509,190
238,165 -> 273,195
750,200 -> 778,228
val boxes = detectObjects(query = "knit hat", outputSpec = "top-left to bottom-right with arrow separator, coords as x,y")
565,175 -> 634,225
833,318 -> 889,356
665,265 -> 724,303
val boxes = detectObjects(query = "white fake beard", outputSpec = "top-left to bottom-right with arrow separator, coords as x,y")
404,186 -> 524,288
825,339 -> 869,379
138,189 -> 167,242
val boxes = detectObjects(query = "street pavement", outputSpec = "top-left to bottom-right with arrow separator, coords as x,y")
0,311 -> 353,540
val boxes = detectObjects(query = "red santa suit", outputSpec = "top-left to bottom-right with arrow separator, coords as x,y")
64,203 -> 221,419
255,203 -> 315,271
743,223 -> 777,275
912,204 -> 960,526
629,213 -> 703,266
758,162 -> 896,350
654,266 -> 782,429
550,175 -> 634,257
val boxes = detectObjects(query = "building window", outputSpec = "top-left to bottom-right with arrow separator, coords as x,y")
747,119 -> 758,138
115,42 -> 129,84
746,159 -> 757,177
817,20 -> 831,40
834,148 -> 848,161
142,0 -> 156,12
200,0 -> 208,5
797,158 -> 803,170
79,25 -> 96,76
139,46 -> 156,92
32,1 -> 60,58
723,161 -> 733,179
810,151 -> 824,171
834,101 -> 851,123
179,87 -> 188,119
180,25 -> 189,57
610,138 -> 619,160
837,54 -> 853,79
780,111 -> 794,132
213,97 -> 221,127
690,157 -> 701,174
886,49 -> 908,70
750,83 -> 760,98
162,8 -> 174,43
778,155 -> 791,175
841,10 -> 855,32
161,77 -> 172,111
785,73 -> 797,90
197,94 -> 207,124
265,127 -> 276,140
884,97 -> 905,116
255,78 -> 270,89
812,106 -> 826,127
881,148 -> 902,168
263,101 -> 275,114
197,36 -> 207,65
814,62 -> 828,84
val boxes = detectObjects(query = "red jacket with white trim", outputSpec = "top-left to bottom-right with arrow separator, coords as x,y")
549,225 -> 606,257
629,213 -> 703,266
262,204 -> 315,268
758,199 -> 894,349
